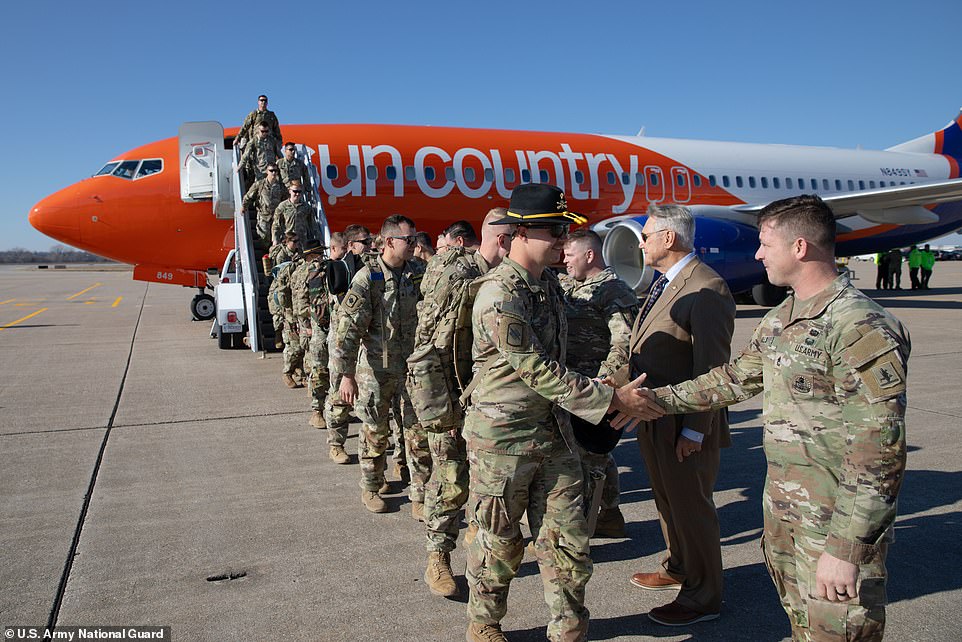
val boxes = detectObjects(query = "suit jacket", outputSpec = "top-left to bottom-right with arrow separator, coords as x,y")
627,256 -> 736,449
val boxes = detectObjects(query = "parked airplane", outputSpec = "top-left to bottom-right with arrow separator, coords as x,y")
29,111 -> 962,314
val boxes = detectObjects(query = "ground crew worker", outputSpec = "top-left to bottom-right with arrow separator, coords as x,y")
241,163 -> 288,243
463,183 -> 665,642
277,142 -> 309,188
410,210 -> 513,598
238,122 -> 280,181
920,243 -> 935,289
275,235 -> 306,388
332,215 -> 423,513
237,94 -> 282,149
324,225 -> 376,464
560,228 -> 639,538
616,194 -> 910,641
908,245 -> 922,289
886,247 -> 903,289
272,181 -> 319,247
292,240 -> 332,428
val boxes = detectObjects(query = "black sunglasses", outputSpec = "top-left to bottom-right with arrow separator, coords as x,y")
523,224 -> 569,239
390,235 -> 417,245
352,238 -> 373,245
640,229 -> 668,242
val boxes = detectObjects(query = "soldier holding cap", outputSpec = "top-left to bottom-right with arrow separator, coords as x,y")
463,183 -> 662,642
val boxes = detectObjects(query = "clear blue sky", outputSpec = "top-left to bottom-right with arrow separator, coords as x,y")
3,0 -> 961,250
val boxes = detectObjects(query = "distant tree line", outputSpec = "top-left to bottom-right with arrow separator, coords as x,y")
0,245 -> 113,264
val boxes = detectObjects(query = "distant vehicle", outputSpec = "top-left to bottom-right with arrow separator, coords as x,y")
213,249 -> 246,349
936,249 -> 962,260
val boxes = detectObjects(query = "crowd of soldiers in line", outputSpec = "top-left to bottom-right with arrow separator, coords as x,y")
873,245 -> 937,290
233,96 -> 910,641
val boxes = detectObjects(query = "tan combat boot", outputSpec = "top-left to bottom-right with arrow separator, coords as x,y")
283,373 -> 299,389
379,480 -> 391,495
361,490 -> 387,513
411,501 -> 425,522
394,461 -> 410,484
274,337 -> 284,349
466,622 -> 507,642
309,411 -> 326,429
593,507 -> 626,538
328,446 -> 350,465
464,522 -> 478,546
424,551 -> 458,597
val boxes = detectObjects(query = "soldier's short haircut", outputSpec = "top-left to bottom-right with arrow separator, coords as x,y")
443,220 -> 479,245
381,214 -> 416,238
415,231 -> 433,248
259,94 -> 268,101
647,204 -> 695,250
758,194 -> 836,251
265,163 -> 278,172
285,232 -> 299,242
344,224 -> 371,242
289,180 -> 303,190
330,231 -> 347,247
284,142 -> 296,150
566,228 -> 603,254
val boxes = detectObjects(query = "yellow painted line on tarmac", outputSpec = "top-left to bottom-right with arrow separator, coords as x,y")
66,283 -> 102,300
0,299 -> 15,305
0,308 -> 48,331
15,302 -> 33,307
84,300 -> 97,305
112,296 -> 123,308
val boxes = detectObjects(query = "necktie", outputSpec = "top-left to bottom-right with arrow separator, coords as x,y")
638,275 -> 668,325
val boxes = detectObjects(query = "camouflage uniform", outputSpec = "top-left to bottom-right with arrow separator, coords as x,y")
331,255 -> 422,494
275,253 -> 306,377
291,259 -> 318,394
273,199 -> 320,247
242,177 -> 288,242
464,257 -> 614,641
560,268 -> 639,517
239,133 -> 280,181
267,244 -> 294,339
654,275 -> 909,641
277,155 -> 309,188
238,108 -> 282,147
413,247 -> 492,554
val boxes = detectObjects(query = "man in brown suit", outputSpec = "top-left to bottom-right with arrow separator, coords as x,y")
625,204 -> 736,626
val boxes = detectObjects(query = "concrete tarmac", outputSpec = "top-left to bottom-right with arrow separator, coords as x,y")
0,260 -> 960,641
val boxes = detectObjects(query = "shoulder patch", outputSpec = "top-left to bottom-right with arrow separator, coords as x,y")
342,291 -> 363,313
498,312 -> 530,353
842,327 -> 898,370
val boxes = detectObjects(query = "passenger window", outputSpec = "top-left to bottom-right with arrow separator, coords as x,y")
445,167 -> 456,181
786,177 -> 793,189
606,171 -> 616,185
483,168 -> 493,182
772,177 -> 779,189
635,172 -> 645,186
748,176 -> 756,188
425,167 -> 436,181
722,176 -> 730,188
822,179 -> 830,190
540,170 -> 549,182
736,176 -> 744,188
810,179 -> 817,190
135,159 -> 162,179
677,174 -> 686,187
326,165 -> 338,180
576,170 -> 585,184
347,165 -> 358,180
366,165 -> 377,180
622,172 -> 631,185
465,167 -> 476,182
847,180 -> 854,190
835,179 -> 842,190
386,166 -> 397,181
113,160 -> 139,180
404,166 -> 415,181
96,162 -> 120,176
650,172 -> 660,186
521,169 -> 531,183
708,175 -> 716,187
858,180 -> 864,190
505,168 -> 516,183
693,175 -> 701,187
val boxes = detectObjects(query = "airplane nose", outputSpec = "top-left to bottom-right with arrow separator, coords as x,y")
29,190 -> 81,243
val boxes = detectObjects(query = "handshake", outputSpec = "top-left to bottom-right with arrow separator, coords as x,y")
601,373 -> 667,431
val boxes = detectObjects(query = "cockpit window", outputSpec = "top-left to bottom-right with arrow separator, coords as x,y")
135,159 -> 163,179
112,161 -> 140,180
96,162 -> 120,176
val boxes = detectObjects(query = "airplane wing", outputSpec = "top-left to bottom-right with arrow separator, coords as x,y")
732,177 -> 962,224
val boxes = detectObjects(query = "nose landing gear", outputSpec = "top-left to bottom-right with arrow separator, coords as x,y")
190,288 -> 216,320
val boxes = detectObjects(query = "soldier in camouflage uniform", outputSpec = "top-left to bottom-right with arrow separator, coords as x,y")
332,215 -> 425,514
560,229 -> 639,538
238,122 -> 280,181
237,94 -> 282,150
272,181 -> 319,247
463,184 -> 660,642
325,226 -> 375,464
408,213 -> 514,598
274,235 -> 306,389
242,164 -> 288,243
620,195 -> 910,641
277,142 -> 309,188
291,240 -> 333,428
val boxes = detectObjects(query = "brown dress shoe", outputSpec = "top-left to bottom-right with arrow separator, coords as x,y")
648,600 -> 719,627
630,571 -> 682,591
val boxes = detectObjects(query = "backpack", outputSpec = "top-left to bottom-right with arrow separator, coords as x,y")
407,251 -> 490,432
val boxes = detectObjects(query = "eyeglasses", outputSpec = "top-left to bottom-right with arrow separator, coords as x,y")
290,189 -> 302,194
258,98 -> 267,102
641,229 -> 668,242
352,238 -> 373,245
389,235 -> 417,245
267,169 -> 277,173
522,224 -> 569,239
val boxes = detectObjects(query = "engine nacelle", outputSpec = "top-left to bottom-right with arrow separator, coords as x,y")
600,214 -> 766,296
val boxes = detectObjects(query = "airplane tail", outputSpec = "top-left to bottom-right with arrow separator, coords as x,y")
887,109 -> 962,176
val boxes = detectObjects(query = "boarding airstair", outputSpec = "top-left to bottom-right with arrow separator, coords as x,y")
178,121 -> 330,354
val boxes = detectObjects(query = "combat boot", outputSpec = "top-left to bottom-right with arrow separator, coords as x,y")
274,337 -> 284,349
310,411 -> 326,429
466,622 -> 507,642
394,461 -> 411,484
283,373 -> 299,389
379,480 -> 391,494
593,507 -> 626,538
361,490 -> 387,513
328,446 -> 350,465
424,551 -> 458,597
411,501 -> 425,522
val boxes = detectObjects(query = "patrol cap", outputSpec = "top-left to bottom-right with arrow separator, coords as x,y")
302,239 -> 326,255
491,183 -> 588,227
570,412 -> 624,454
